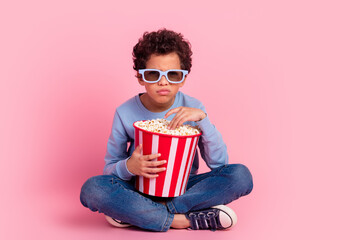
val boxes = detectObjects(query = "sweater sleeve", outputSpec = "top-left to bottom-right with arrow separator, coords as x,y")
103,110 -> 135,180
195,104 -> 229,169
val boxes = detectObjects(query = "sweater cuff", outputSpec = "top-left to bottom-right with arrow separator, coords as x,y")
195,115 -> 212,132
116,157 -> 136,181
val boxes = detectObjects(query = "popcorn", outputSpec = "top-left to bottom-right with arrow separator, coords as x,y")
134,118 -> 201,136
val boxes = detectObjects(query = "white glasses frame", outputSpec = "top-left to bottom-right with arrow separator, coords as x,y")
138,69 -> 189,84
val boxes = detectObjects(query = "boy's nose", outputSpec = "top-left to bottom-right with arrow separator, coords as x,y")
158,75 -> 169,85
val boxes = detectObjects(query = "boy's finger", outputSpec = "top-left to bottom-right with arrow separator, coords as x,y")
134,144 -> 143,154
164,107 -> 180,118
174,115 -> 188,129
168,114 -> 179,129
169,113 -> 186,129
170,116 -> 181,129
143,173 -> 159,178
148,160 -> 167,167
146,167 -> 166,173
142,153 -> 161,161
164,108 -> 176,118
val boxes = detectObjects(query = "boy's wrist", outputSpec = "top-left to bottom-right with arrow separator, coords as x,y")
116,157 -> 135,181
125,157 -> 136,176
196,112 -> 207,122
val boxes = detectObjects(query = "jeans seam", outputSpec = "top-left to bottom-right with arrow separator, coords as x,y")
161,212 -> 174,232
167,200 -> 178,214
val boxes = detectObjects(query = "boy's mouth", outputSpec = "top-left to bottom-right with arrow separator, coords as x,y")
157,89 -> 170,96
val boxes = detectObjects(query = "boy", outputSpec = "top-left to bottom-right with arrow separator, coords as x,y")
80,29 -> 253,232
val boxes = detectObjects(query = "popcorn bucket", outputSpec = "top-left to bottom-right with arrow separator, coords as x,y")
133,121 -> 201,197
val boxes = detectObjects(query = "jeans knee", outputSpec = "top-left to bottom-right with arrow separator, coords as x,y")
80,175 -> 111,210
226,164 -> 253,196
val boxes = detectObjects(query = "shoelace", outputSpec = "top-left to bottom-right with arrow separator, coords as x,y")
188,210 -> 219,231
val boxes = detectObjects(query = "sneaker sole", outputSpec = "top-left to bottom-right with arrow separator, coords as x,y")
211,205 -> 238,229
104,215 -> 131,228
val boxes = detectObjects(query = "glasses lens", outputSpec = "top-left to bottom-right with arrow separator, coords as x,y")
144,70 -> 160,82
167,71 -> 183,82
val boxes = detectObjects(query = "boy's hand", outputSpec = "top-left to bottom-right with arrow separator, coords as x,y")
164,107 -> 207,130
127,144 -> 167,178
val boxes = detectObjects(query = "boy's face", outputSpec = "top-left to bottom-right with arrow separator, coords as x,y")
138,52 -> 186,111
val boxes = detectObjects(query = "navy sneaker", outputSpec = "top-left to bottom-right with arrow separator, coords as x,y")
105,215 -> 131,228
185,205 -> 237,231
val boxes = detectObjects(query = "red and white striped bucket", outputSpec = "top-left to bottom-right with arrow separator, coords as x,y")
133,121 -> 201,197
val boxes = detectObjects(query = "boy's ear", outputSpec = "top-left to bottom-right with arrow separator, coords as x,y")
137,73 -> 145,86
138,78 -> 145,86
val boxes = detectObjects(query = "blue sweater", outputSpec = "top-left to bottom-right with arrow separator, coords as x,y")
104,91 -> 229,180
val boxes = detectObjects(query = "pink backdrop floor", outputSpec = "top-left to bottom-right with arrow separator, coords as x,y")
1,0 -> 359,239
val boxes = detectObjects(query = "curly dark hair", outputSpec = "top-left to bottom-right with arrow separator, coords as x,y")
132,28 -> 193,73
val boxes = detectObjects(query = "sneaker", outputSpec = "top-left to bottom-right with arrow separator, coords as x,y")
105,215 -> 131,228
185,205 -> 237,231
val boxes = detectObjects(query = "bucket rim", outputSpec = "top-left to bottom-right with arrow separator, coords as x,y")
133,120 -> 202,138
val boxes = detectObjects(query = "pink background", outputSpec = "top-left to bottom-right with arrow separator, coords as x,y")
1,0 -> 359,239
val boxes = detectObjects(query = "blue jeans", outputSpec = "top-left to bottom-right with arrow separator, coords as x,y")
80,164 -> 253,232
